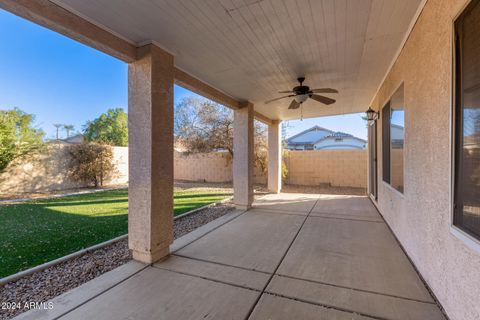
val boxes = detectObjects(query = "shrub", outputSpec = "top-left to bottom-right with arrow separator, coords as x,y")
67,143 -> 114,188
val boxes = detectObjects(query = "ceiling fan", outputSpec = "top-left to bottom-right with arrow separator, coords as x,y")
264,77 -> 338,109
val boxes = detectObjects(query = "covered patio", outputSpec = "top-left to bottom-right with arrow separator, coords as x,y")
2,0 -> 480,319
15,194 -> 444,320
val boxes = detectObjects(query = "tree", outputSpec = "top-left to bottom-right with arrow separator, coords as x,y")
67,142 -> 114,188
175,97 -> 234,155
174,97 -> 267,170
53,123 -> 63,140
0,108 -> 44,171
83,108 -> 128,146
64,124 -> 74,138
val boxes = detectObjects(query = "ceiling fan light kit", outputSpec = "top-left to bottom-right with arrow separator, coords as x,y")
294,94 -> 309,104
264,77 -> 338,110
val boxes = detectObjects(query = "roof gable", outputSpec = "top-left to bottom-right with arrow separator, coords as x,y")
287,126 -> 366,145
287,126 -> 333,144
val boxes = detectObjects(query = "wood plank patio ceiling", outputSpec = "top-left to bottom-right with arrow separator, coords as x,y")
50,0 -> 424,120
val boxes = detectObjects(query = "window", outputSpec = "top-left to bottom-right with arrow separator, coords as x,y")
382,84 -> 405,193
369,120 -> 378,200
454,0 -> 480,240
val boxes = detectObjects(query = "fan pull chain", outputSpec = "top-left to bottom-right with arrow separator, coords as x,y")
301,105 -> 303,121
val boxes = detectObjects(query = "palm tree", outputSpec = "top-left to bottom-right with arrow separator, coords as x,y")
64,124 -> 74,138
53,123 -> 63,140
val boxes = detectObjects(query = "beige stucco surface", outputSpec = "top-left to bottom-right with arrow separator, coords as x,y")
233,104 -> 254,209
267,121 -> 282,193
127,44 -> 174,263
369,0 -> 480,319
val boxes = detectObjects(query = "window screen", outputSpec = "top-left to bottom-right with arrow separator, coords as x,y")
390,85 -> 405,193
454,0 -> 480,240
382,102 -> 391,183
382,85 -> 405,193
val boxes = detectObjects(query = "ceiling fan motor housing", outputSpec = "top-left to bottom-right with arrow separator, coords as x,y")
264,76 -> 337,106
293,85 -> 310,95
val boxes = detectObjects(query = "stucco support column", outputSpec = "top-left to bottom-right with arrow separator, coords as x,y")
268,121 -> 282,193
233,103 -> 254,210
128,44 -> 174,263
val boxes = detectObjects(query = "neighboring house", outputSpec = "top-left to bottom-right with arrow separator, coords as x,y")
286,126 -> 366,150
56,133 -> 85,145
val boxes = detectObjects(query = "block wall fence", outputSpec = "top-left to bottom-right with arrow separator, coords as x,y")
0,145 -> 366,194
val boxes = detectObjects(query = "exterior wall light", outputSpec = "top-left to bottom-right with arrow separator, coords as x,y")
365,107 -> 378,121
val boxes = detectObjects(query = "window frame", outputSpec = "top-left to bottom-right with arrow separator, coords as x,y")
381,84 -> 405,194
453,0 -> 480,241
382,101 -> 391,184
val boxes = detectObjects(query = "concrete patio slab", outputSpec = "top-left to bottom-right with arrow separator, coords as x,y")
310,212 -> 384,222
153,255 -> 269,291
246,207 -> 309,216
252,192 -> 319,213
277,216 -> 434,302
312,195 -> 379,218
176,210 -> 305,273
60,267 -> 259,320
266,275 -> 445,320
170,208 -> 246,252
300,216 -> 403,259
249,294 -> 375,320
15,193 -> 444,320
13,261 -> 148,320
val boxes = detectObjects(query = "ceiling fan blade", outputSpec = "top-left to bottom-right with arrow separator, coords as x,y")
310,94 -> 336,105
288,99 -> 301,109
278,90 -> 294,93
264,95 -> 294,104
310,88 -> 339,94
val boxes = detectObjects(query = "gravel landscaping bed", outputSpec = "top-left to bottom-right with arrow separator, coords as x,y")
0,202 -> 234,320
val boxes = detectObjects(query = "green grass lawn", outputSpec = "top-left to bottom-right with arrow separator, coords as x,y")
0,188 -> 229,278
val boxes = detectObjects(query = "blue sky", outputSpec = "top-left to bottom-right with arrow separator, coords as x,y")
0,9 -> 367,140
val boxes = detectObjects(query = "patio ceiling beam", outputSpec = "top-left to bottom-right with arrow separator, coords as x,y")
174,69 -> 274,125
0,0 -> 137,63
253,111 -> 274,126
174,68 -> 243,110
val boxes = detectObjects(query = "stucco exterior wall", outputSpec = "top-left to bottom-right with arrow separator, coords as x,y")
369,0 -> 480,319
284,150 -> 367,188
